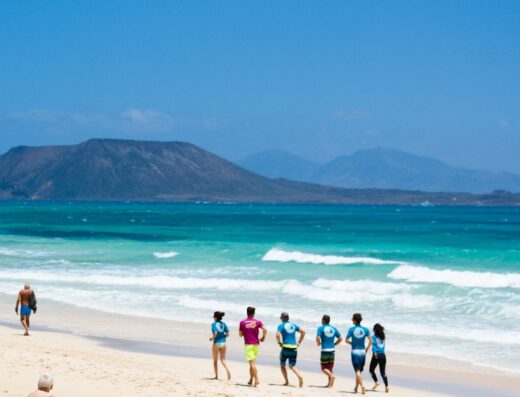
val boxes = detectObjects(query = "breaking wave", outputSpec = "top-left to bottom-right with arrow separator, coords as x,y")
262,248 -> 407,266
388,265 -> 520,289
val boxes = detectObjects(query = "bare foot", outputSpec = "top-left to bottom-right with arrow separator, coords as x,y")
247,378 -> 253,386
282,382 -> 289,386
24,332 -> 29,336
385,387 -> 390,393
362,386 -> 366,395
328,376 -> 335,388
298,376 -> 304,388
354,386 -> 358,394
227,371 -> 231,380
372,382 -> 380,390
253,381 -> 260,387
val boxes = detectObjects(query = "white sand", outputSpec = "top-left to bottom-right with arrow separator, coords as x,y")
1,325 -> 452,397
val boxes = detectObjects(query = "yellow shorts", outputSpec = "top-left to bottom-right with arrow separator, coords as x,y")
244,344 -> 259,361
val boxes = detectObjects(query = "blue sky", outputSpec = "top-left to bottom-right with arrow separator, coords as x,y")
1,1 -> 519,172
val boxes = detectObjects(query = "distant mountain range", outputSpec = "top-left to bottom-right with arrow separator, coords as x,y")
0,139 -> 518,205
239,148 -> 520,193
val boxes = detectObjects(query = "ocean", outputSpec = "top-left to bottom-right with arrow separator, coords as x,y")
0,202 -> 519,373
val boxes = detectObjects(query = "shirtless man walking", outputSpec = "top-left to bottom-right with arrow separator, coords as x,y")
15,283 -> 36,335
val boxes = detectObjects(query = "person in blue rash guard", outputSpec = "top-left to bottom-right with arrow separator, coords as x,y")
346,313 -> 372,395
276,312 -> 306,387
369,323 -> 389,393
316,314 -> 343,388
210,311 -> 231,380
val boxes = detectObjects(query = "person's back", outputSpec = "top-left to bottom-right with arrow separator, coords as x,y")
372,334 -> 385,355
317,323 -> 341,352
211,320 -> 230,344
347,324 -> 370,351
19,288 -> 32,305
239,317 -> 263,345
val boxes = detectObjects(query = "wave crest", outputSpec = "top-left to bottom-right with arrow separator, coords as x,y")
262,248 -> 407,266
388,265 -> 520,289
153,251 -> 179,259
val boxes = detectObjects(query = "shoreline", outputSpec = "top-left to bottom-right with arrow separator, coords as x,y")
0,323 -> 460,397
1,295 -> 519,396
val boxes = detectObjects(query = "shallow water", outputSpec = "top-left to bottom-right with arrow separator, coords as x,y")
0,202 -> 518,373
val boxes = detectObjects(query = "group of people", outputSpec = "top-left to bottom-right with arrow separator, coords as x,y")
210,306 -> 389,394
14,284 -> 388,395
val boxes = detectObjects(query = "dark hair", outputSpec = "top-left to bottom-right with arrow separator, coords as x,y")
373,323 -> 385,340
322,314 -> 330,324
213,311 -> 225,321
352,313 -> 362,324
247,306 -> 256,317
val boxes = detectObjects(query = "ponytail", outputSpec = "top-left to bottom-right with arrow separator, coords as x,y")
373,323 -> 385,340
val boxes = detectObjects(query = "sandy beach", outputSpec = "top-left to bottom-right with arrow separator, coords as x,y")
0,295 -> 519,397
0,324 -> 464,397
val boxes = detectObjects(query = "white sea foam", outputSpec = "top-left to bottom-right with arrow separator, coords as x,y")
153,251 -> 179,259
262,248 -> 407,266
388,264 -> 520,289
0,269 -> 410,304
0,247 -> 52,258
387,321 -> 520,346
391,294 -> 437,309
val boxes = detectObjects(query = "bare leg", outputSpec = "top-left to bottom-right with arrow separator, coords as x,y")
356,370 -> 366,395
219,346 -> 231,380
248,361 -> 253,385
280,366 -> 289,386
251,360 -> 260,387
20,315 -> 29,335
212,345 -> 219,379
289,366 -> 303,387
322,368 -> 335,388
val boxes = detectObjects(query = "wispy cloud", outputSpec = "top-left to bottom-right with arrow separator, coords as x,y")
120,108 -> 175,131
7,108 -> 221,132
332,110 -> 373,121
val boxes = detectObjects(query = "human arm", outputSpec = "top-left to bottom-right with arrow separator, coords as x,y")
366,334 -> 373,354
276,331 -> 282,347
210,323 -> 216,341
260,324 -> 267,342
335,329 -> 343,346
345,328 -> 352,345
15,292 -> 20,314
297,328 -> 305,347
316,335 -> 321,346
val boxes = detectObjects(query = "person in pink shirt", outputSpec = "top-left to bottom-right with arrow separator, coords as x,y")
239,306 -> 267,387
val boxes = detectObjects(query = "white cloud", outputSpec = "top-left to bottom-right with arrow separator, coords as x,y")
332,110 -> 373,121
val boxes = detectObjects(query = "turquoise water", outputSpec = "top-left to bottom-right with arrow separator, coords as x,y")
0,202 -> 519,372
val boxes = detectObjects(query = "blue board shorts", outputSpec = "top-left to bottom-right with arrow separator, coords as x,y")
20,305 -> 31,316
351,349 -> 366,372
280,347 -> 298,367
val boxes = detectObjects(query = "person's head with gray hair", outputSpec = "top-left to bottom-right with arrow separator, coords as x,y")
24,283 -> 30,290
37,374 -> 53,391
